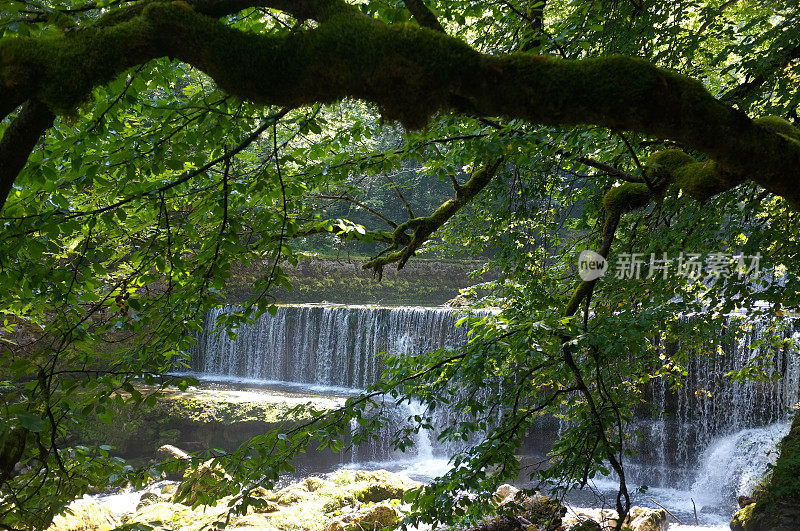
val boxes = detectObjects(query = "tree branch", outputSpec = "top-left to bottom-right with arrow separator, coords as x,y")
401,0 -> 445,33
0,100 -> 54,212
0,1 -> 799,208
363,159 -> 503,277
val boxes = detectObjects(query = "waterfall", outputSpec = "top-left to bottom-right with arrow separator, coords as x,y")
187,305 -> 484,390
623,317 -> 800,488
185,305 -> 799,521
689,422 -> 790,512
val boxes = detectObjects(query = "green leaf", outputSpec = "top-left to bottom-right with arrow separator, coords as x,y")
16,413 -> 46,433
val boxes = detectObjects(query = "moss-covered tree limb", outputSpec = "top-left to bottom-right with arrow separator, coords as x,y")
559,115 -> 800,317
362,160 -> 503,278
0,100 -> 54,213
1,0 -> 800,212
562,147 -> 682,317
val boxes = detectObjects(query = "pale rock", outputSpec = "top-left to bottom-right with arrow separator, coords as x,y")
48,498 -> 119,531
494,484 -> 520,504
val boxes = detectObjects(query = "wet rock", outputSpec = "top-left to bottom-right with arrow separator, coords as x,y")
519,494 -> 566,531
172,459 -> 234,506
564,507 -> 667,531
731,412 -> 800,530
493,484 -> 520,504
136,490 -> 167,511
245,487 -> 281,513
445,293 -> 472,308
304,476 -> 330,492
268,484 -> 311,505
568,519 -> 602,530
127,501 -> 199,528
737,495 -> 756,508
467,515 -> 526,531
47,498 -> 119,531
160,482 -> 178,497
229,513 -> 280,529
470,493 -> 565,531
350,469 -> 420,502
628,508 -> 668,531
731,501 -> 800,531
156,444 -> 191,480
156,444 -> 191,461
324,503 -> 400,531
321,492 -> 358,512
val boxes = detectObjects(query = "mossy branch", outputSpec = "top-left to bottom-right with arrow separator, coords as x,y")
0,100 -> 54,213
561,116 -> 800,317
362,159 -> 502,278
1,1 -> 800,211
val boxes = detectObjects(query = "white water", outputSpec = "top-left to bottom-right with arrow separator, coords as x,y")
182,305 -> 800,529
188,305 -> 490,389
690,421 -> 790,512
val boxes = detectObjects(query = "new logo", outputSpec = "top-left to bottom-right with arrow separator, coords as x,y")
578,250 -> 608,281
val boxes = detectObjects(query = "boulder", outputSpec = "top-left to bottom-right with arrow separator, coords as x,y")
136,490 -> 167,511
267,484 -> 311,505
48,498 -> 119,531
244,487 -> 281,513
321,492 -> 358,512
517,493 -> 566,531
172,459 -> 234,506
350,469 -> 420,503
127,501 -> 198,527
564,507 -> 667,531
731,501 -> 800,531
160,482 -> 179,496
155,444 -> 191,480
156,444 -> 191,461
229,513 -> 281,529
628,508 -> 668,531
737,495 -> 756,508
470,493 -> 565,531
569,520 -> 602,531
493,484 -> 520,504
324,503 -> 400,531
304,476 -> 330,492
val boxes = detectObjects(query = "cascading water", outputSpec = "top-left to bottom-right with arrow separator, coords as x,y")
185,305 -> 799,527
623,318 -> 800,489
185,304 -> 492,468
188,305 -> 478,391
577,317 -> 800,527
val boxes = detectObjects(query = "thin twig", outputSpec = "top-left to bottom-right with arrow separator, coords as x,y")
383,173 -> 415,219
648,497 -> 683,524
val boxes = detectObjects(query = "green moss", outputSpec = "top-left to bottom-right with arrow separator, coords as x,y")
765,412 -> 800,501
0,15 -> 155,114
49,498 -> 120,531
645,149 -> 694,181
672,160 -> 728,201
70,387 -> 340,459
730,501 -> 775,531
602,182 -> 652,214
753,115 -> 800,143
138,2 -> 480,130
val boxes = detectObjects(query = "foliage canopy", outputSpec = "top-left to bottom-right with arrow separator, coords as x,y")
1,0 -> 799,529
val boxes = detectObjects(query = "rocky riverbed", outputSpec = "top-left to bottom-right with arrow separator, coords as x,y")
48,461 -> 669,531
